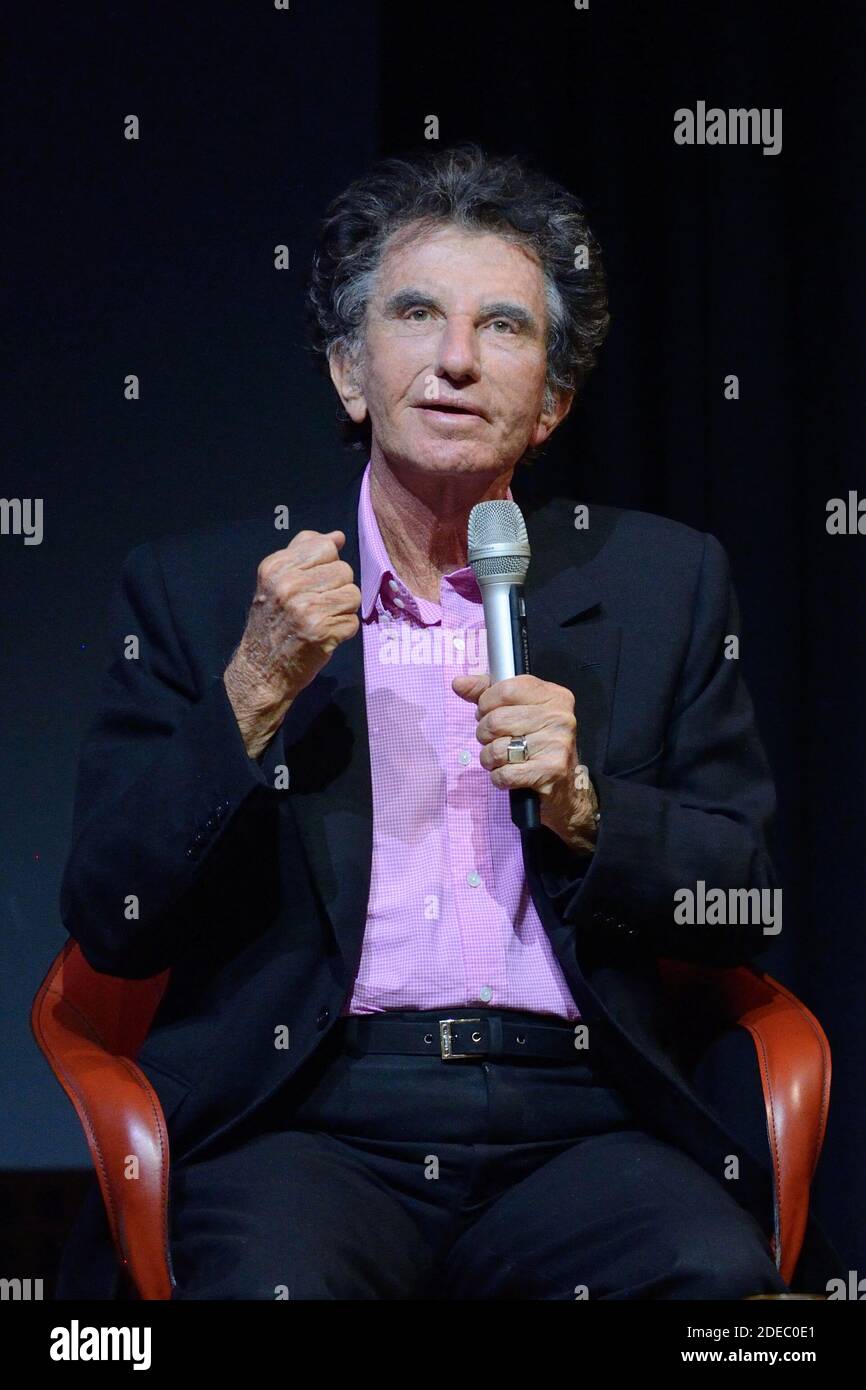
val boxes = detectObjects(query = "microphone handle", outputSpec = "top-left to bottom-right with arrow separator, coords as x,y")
507,586 -> 540,831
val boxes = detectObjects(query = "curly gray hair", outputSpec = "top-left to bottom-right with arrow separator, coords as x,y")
306,142 -> 611,457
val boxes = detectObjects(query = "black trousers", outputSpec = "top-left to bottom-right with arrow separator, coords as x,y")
167,1008 -> 789,1300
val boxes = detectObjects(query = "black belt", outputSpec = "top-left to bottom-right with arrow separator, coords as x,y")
340,1009 -> 587,1064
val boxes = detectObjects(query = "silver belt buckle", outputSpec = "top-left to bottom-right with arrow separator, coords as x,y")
439,1016 -> 483,1060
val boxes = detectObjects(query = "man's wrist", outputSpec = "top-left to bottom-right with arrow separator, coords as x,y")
223,656 -> 292,760
558,777 -> 600,855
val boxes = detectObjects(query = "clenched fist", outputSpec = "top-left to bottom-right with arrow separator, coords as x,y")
224,528 -> 361,758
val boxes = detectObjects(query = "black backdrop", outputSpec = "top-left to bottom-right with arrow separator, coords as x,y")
3,0 -> 864,1278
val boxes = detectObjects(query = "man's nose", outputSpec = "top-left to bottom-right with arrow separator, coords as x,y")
434,316 -> 481,382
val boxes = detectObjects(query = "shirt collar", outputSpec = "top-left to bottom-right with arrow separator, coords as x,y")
357,460 -> 515,624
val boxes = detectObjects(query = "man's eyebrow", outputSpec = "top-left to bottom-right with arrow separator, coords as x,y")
381,288 -> 539,332
482,300 -> 538,331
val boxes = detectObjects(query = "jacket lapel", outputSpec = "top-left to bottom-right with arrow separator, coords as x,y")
276,466 -> 374,982
521,541 -> 620,775
278,465 -> 620,982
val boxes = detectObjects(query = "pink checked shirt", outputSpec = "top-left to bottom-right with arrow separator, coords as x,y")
341,461 -> 580,1020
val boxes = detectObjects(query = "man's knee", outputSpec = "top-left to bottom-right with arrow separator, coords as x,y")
650,1211 -> 787,1300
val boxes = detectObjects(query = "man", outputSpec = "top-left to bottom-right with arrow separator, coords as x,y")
56,144 -> 836,1298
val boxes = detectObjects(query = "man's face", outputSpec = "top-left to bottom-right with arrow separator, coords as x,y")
330,223 -> 572,478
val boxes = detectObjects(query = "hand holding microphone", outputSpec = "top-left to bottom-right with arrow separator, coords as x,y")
453,498 -> 598,850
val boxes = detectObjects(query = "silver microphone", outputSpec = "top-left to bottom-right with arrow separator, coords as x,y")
467,498 -> 540,830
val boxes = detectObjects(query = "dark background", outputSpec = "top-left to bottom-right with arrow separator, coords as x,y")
3,0 -> 864,1284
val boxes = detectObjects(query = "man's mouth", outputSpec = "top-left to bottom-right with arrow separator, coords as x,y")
415,402 -> 486,420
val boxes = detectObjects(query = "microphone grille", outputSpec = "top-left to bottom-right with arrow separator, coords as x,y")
467,499 -> 530,582
468,498 -> 528,547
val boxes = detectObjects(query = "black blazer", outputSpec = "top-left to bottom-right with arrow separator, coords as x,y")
58,461 -> 838,1291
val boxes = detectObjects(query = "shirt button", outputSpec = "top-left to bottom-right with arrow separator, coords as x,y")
458,750 -> 471,765
388,579 -> 400,591
452,636 -> 465,649
467,870 -> 481,887
479,985 -> 493,1003
393,597 -> 405,609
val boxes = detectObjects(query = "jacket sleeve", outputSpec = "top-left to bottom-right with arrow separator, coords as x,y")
530,532 -> 779,966
60,541 -> 287,979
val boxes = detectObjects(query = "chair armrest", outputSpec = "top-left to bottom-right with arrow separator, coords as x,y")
31,947 -> 174,1300
658,961 -> 831,1286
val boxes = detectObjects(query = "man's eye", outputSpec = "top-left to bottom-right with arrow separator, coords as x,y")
490,319 -> 516,333
406,308 -> 431,321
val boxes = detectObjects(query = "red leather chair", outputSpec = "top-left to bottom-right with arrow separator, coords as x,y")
32,941 -> 173,1300
31,940 -> 831,1300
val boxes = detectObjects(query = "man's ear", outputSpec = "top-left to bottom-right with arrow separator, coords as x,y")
529,385 -> 575,450
328,347 -> 368,425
